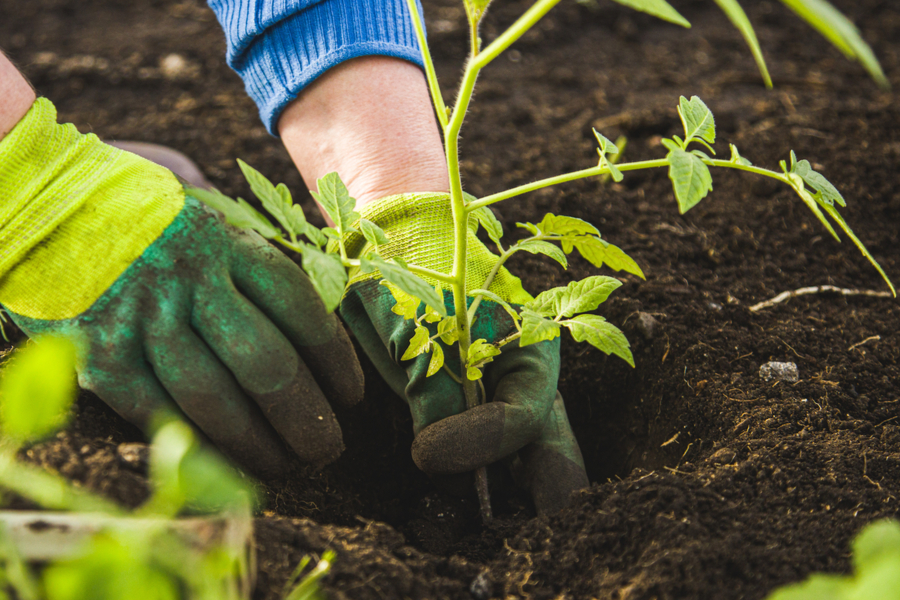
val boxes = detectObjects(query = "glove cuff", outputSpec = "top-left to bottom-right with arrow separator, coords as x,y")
0,98 -> 185,320
344,192 -> 532,304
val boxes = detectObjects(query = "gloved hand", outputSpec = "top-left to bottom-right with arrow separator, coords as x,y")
0,98 -> 364,478
338,192 -> 589,514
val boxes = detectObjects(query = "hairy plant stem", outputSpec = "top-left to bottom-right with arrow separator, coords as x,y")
404,0 -> 448,129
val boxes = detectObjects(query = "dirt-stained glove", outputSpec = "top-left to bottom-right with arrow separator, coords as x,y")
0,98 -> 363,478
338,192 -> 589,514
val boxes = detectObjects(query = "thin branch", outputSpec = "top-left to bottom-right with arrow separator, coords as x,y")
404,0 -> 448,129
748,285 -> 893,312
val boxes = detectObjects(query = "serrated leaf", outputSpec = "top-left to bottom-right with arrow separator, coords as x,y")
520,310 -> 562,347
190,187 -> 282,239
535,214 -> 600,237
791,158 -> 846,207
712,0 -> 773,88
470,206 -> 504,246
362,256 -> 447,317
779,0 -> 888,89
516,222 -> 540,236
304,223 -> 327,248
667,148 -> 713,213
593,129 -> 620,156
516,240 -> 568,269
437,317 -> 460,345
678,96 -> 716,146
466,339 -> 501,368
729,144 -> 753,166
237,159 -> 304,238
564,235 -> 646,279
527,276 -> 622,319
311,172 -> 360,235
426,343 -> 444,377
608,0 -> 690,27
563,314 -> 634,367
299,245 -> 347,312
360,218 -> 390,247
381,281 -> 421,320
402,326 -> 432,361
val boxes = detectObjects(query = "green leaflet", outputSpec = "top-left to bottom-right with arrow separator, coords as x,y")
237,159 -> 305,238
520,310 -> 562,347
516,240 -> 568,269
678,96 -> 716,147
779,0 -> 888,89
526,276 -> 622,319
436,316 -> 460,345
361,256 -> 448,317
381,280 -> 421,320
466,338 -> 501,368
712,0 -> 772,88
470,206 -> 504,246
594,129 -> 624,183
0,338 -> 76,444
853,520 -> 900,575
401,325 -> 432,361
360,218 -> 390,248
562,314 -> 634,367
667,148 -> 713,213
311,172 -> 360,236
427,343 -> 444,377
608,0 -> 690,28
790,152 -> 846,207
191,187 -> 281,239
563,235 -> 645,278
299,245 -> 347,313
534,213 -> 600,237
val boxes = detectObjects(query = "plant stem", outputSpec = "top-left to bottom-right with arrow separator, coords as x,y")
468,246 -> 517,321
474,0 -> 563,68
404,0 -> 448,130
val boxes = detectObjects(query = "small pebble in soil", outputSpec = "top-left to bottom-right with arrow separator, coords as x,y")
469,570 -> 493,600
709,447 -> 737,465
759,361 -> 799,383
117,442 -> 150,471
636,312 -> 659,340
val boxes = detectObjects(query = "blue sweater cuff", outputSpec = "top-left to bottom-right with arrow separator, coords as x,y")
208,0 -> 426,136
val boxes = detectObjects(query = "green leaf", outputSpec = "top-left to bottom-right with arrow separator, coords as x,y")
470,206 -> 504,246
463,0 -> 492,23
853,520 -> 900,575
520,310 -> 562,347
564,235 -> 646,279
790,154 -> 846,207
779,0 -> 888,89
427,343 -> 444,378
527,276 -> 622,318
401,326 -> 432,361
661,138 -> 682,153
712,0 -> 773,88
562,314 -> 634,367
535,213 -> 600,237
189,187 -> 281,239
381,280 -> 421,320
362,257 -> 448,317
516,221 -> 541,236
310,172 -> 360,235
467,367 -> 484,381
237,159 -> 304,238
286,204 -> 308,237
766,574 -> 850,600
667,148 -> 713,213
466,338 -> 501,368
516,240 -> 568,269
304,224 -> 327,248
437,316 -> 460,345
593,129 -> 620,156
729,144 -> 753,166
678,96 -> 716,146
359,218 -> 390,247
299,245 -> 347,312
608,0 -> 690,28
0,338 -> 76,443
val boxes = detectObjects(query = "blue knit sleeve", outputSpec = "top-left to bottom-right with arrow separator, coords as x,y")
207,0 -> 426,136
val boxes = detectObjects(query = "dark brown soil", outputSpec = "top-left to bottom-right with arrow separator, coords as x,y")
2,0 -> 899,598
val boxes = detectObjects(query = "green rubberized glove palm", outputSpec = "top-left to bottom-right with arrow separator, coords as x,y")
339,193 -> 588,514
0,99 -> 363,478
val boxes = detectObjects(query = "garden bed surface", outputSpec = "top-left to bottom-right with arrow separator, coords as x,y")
1,0 -> 899,598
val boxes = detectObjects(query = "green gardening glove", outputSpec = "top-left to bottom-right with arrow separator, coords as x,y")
339,192 -> 589,514
0,98 -> 364,478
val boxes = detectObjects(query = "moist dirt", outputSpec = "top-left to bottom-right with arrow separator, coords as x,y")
1,0 -> 899,598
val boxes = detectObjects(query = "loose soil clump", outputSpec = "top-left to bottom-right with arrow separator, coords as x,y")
1,0 -> 898,598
